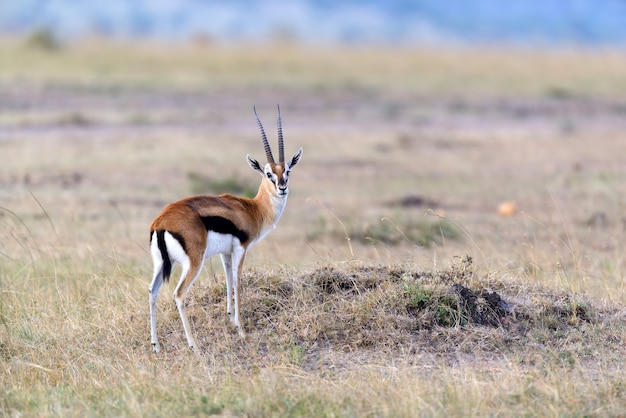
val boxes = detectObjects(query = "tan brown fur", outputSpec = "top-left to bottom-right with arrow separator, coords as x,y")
150,163 -> 286,245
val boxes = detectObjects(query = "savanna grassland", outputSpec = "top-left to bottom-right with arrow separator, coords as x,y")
1,38 -> 626,416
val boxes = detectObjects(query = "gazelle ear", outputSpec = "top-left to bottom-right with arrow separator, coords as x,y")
288,147 -> 303,169
247,154 -> 264,174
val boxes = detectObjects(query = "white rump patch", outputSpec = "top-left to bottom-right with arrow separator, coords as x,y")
164,231 -> 190,270
150,231 -> 162,274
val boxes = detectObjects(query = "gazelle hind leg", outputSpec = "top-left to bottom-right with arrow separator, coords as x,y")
148,267 -> 164,353
173,255 -> 204,351
149,235 -> 165,353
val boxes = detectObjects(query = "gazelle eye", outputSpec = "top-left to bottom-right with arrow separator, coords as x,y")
266,172 -> 273,179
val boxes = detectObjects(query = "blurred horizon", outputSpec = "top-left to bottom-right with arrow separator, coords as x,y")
2,0 -> 626,47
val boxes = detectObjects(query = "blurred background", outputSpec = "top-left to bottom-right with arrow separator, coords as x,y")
2,0 -> 626,47
1,0 -> 625,281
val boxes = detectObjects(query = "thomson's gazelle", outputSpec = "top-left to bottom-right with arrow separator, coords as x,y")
148,106 -> 302,353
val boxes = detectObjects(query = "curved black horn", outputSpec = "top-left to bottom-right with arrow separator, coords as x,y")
277,104 -> 285,163
254,106 -> 275,164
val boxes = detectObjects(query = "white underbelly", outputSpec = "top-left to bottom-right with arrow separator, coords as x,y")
204,231 -> 237,258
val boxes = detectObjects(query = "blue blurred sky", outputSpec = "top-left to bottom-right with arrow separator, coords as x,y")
1,0 -> 626,46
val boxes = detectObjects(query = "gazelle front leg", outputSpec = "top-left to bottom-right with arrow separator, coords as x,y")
230,246 -> 247,336
220,254 -> 234,317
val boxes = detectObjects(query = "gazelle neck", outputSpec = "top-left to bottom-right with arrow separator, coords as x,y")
255,179 -> 288,225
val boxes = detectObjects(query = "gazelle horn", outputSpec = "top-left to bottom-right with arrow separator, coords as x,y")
254,106 -> 274,164
277,104 -> 284,163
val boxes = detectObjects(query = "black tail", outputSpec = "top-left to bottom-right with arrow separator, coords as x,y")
154,230 -> 172,282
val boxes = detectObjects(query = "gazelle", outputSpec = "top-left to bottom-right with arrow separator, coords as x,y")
148,106 -> 302,353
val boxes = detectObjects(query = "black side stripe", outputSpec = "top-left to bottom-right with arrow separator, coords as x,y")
200,216 -> 249,244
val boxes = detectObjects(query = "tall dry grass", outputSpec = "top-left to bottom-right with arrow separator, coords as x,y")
2,238 -> 625,416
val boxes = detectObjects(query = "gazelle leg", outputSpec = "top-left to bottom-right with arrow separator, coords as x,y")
220,254 -> 233,318
148,267 -> 164,353
173,255 -> 204,351
231,246 -> 247,336
149,235 -> 165,353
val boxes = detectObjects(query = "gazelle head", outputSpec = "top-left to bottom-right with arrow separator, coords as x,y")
247,105 -> 303,198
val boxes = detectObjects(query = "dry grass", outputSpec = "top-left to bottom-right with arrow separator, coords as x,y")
1,40 -> 626,416
2,38 -> 626,96
1,249 -> 625,416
